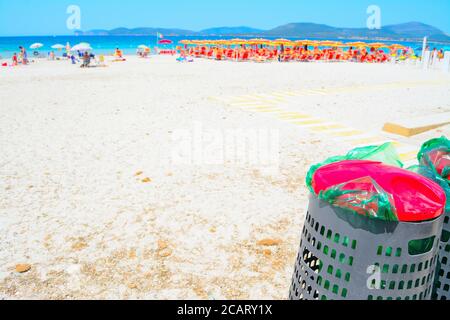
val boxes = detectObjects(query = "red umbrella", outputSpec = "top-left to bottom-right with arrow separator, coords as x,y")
158,39 -> 173,44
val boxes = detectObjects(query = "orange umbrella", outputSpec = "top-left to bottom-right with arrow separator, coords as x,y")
298,40 -> 320,47
179,40 -> 192,45
368,42 -> 387,48
319,40 -> 343,47
274,38 -> 293,45
346,42 -> 367,47
248,38 -> 270,45
390,44 -> 406,50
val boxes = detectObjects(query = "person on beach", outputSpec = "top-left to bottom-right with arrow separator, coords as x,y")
430,48 -> 438,65
12,53 -> 18,66
81,52 -> 91,68
18,50 -> 23,64
70,54 -> 78,64
115,48 -> 123,58
23,48 -> 28,64
19,46 -> 28,65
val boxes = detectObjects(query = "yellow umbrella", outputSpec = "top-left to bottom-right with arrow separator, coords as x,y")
274,38 -> 292,43
248,38 -> 269,45
368,42 -> 387,48
230,38 -> 247,44
299,40 -> 319,46
390,44 -> 406,49
346,42 -> 367,47
319,40 -> 344,47
273,39 -> 294,47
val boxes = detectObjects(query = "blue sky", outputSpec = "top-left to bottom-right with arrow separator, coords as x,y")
1,0 -> 449,36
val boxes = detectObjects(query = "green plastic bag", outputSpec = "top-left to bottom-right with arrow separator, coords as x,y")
306,142 -> 403,193
417,136 -> 450,182
317,176 -> 398,222
414,136 -> 450,214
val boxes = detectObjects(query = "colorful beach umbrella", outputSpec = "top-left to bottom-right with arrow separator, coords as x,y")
138,45 -> 149,49
390,44 -> 406,50
368,42 -> 387,48
30,43 -> 44,49
346,42 -> 367,47
274,38 -> 294,45
319,40 -> 344,47
51,44 -> 65,50
71,43 -> 92,51
158,39 -> 173,44
296,40 -> 320,47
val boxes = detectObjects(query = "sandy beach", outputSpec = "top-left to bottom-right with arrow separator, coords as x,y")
0,55 -> 449,300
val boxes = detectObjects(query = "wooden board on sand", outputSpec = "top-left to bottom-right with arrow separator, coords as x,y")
383,112 -> 450,137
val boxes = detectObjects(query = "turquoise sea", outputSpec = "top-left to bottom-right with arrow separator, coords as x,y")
1,35 -> 449,59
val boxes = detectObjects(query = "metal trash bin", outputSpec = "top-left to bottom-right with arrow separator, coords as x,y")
433,210 -> 450,300
289,195 -> 444,301
414,137 -> 450,300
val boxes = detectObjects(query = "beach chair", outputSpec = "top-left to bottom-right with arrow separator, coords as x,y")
239,51 -> 250,62
96,55 -> 107,67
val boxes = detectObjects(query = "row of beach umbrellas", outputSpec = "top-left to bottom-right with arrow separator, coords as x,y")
28,42 -> 93,52
29,42 -> 167,52
179,38 -> 407,49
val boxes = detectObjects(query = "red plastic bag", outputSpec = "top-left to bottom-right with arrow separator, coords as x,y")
312,160 -> 446,222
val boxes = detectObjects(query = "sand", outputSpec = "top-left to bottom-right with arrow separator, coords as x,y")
0,55 -> 449,300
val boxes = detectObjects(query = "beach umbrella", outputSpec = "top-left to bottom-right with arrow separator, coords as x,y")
248,38 -> 267,45
71,42 -> 92,52
51,44 -> 65,50
230,38 -> 247,45
319,40 -> 343,47
368,42 -> 387,48
390,44 -> 406,50
158,39 -> 173,44
138,45 -> 149,49
30,43 -> 44,49
346,42 -> 367,47
274,38 -> 294,45
296,40 -> 320,47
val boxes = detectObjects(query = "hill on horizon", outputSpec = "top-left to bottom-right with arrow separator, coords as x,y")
76,21 -> 450,43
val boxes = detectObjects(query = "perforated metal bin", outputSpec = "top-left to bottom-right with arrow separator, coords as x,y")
433,211 -> 450,300
289,195 -> 444,301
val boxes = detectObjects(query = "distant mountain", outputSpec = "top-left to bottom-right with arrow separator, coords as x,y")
264,23 -> 336,37
384,22 -> 443,38
264,22 -> 450,42
200,26 -> 264,36
76,22 -> 450,43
